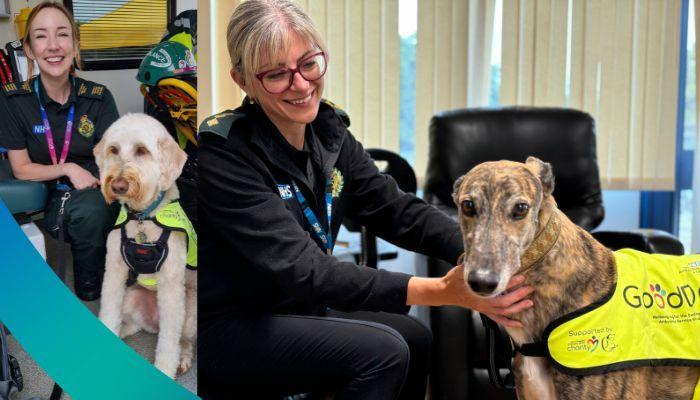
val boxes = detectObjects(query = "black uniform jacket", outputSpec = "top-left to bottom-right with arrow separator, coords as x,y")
198,100 -> 463,324
1,76 -> 119,179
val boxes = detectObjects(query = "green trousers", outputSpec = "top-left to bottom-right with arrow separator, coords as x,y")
44,188 -> 119,274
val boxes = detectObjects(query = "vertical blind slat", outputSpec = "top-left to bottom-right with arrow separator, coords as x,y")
505,0 -> 680,190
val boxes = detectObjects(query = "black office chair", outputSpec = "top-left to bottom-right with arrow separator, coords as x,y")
342,148 -> 417,268
423,107 -> 685,400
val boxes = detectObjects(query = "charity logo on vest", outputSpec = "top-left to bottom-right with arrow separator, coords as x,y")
622,282 -> 698,309
681,260 -> 700,275
565,327 -> 617,353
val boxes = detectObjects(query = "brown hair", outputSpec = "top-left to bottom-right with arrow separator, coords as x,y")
227,0 -> 328,86
22,1 -> 82,79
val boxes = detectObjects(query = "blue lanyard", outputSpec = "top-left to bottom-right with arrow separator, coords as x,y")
291,177 -> 333,255
33,78 -> 75,165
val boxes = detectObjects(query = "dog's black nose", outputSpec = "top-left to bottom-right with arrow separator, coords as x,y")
467,270 -> 499,295
111,178 -> 129,194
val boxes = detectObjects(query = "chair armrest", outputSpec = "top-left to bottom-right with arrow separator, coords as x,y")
592,229 -> 685,255
0,179 -> 48,215
0,159 -> 48,215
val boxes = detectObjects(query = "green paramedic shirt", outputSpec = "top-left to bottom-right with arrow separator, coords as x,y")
541,249 -> 700,398
0,77 -> 119,179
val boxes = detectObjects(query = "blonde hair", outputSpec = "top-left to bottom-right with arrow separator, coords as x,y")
23,1 -> 82,79
227,0 -> 328,86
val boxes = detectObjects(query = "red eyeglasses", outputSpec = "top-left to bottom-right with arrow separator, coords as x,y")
255,51 -> 327,94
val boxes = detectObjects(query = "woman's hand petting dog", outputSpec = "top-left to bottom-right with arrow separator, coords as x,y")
447,265 -> 534,328
407,265 -> 533,328
62,162 -> 99,189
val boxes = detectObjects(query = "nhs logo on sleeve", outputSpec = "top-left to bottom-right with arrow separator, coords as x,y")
277,184 -> 293,200
33,125 -> 45,135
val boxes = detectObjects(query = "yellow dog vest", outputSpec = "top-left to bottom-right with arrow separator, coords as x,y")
538,249 -> 700,397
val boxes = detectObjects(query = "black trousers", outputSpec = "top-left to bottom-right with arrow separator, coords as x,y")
43,188 -> 119,273
198,310 -> 432,400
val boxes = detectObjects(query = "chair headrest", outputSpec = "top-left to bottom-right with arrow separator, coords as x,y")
424,107 -> 604,231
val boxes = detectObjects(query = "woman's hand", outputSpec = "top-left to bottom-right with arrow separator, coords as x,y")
61,163 -> 99,190
442,264 -> 534,328
407,264 -> 534,328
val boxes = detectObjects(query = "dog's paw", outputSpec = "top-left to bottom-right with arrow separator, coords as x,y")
154,360 -> 177,379
177,355 -> 193,375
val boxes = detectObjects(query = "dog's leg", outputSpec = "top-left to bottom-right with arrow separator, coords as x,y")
178,273 -> 197,375
120,286 -> 158,338
153,242 -> 187,378
98,231 -> 129,336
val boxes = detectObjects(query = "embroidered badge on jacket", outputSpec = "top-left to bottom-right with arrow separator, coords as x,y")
78,115 -> 95,138
277,184 -> 293,200
331,168 -> 344,198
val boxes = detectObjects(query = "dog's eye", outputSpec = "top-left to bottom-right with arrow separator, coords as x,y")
135,146 -> 149,156
461,200 -> 476,217
108,146 -> 119,155
512,203 -> 529,220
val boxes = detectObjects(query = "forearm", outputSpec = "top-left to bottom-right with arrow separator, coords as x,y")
12,162 -> 67,182
406,276 -> 449,306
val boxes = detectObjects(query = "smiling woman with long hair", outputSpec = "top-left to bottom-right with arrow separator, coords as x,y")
0,1 -> 120,301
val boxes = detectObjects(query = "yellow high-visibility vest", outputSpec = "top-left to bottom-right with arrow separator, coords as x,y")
541,249 -> 700,397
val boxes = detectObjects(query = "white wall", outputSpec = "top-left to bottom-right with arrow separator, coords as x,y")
80,69 -> 143,114
178,0 -> 197,14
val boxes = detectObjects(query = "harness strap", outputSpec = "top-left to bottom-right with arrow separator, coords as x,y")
480,313 -> 516,390
120,225 -> 172,287
50,190 -> 71,400
515,341 -> 548,357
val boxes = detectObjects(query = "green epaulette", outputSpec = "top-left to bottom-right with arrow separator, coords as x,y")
75,79 -> 107,100
322,99 -> 351,127
2,81 -> 32,96
199,110 -> 245,140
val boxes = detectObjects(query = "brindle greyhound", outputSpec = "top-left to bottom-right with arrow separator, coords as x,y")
453,157 -> 700,400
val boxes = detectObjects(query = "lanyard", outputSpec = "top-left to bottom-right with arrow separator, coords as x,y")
291,177 -> 333,255
34,78 -> 75,165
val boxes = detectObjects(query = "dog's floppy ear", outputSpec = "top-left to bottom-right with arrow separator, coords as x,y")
526,156 -> 555,196
452,175 -> 466,205
158,135 -> 187,190
93,137 -> 106,175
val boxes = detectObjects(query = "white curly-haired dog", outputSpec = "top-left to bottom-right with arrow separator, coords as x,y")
94,113 -> 197,378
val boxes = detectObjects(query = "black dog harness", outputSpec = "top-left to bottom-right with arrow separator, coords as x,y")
114,193 -> 197,289
120,225 -> 171,286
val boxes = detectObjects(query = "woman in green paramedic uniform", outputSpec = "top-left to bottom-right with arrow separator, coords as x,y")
0,2 -> 119,301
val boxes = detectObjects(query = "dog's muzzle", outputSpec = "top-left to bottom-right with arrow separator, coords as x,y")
111,177 -> 129,195
467,269 -> 500,296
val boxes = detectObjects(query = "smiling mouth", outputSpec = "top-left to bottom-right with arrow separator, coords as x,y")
45,56 -> 65,63
285,91 -> 314,105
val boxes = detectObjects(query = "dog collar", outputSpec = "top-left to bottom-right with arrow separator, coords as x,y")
517,206 -> 562,274
128,191 -> 166,221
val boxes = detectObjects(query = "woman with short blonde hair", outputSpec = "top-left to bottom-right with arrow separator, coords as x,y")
198,1 -> 533,398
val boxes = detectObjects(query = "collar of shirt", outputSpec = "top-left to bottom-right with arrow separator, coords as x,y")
35,76 -> 77,110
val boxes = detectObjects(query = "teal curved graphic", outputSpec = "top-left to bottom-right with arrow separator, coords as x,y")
0,201 -> 199,400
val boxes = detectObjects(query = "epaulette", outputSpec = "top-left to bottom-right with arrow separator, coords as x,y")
75,79 -> 107,100
198,110 -> 245,139
322,99 -> 351,127
2,81 -> 31,96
